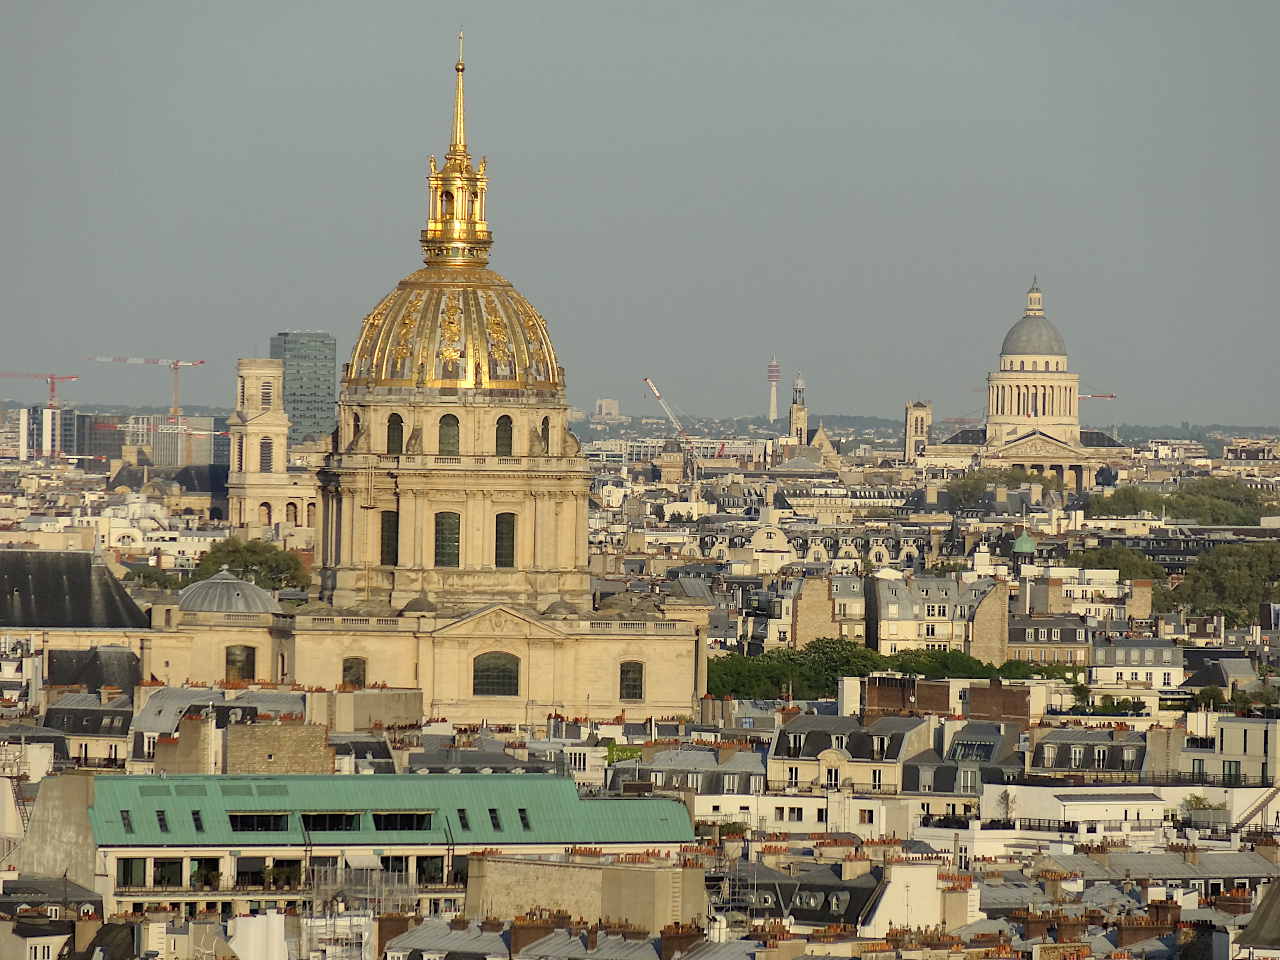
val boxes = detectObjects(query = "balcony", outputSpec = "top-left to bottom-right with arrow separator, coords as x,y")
1013,771 -> 1271,788
766,779 -> 898,796
918,814 -> 972,830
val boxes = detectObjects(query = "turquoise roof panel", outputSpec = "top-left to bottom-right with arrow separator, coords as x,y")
88,774 -> 693,848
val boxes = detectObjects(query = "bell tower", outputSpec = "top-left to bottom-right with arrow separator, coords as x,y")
789,374 -> 809,445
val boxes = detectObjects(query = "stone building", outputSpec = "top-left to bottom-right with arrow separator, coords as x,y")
915,282 -> 1129,487
112,49 -> 703,725
865,573 -> 1008,663
226,358 -> 320,536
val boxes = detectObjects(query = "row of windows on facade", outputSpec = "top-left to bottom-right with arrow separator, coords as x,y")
375,413 -> 551,457
376,510 -> 514,568
116,805 -> 530,840
223,646 -> 646,700
115,853 -> 466,892
1040,744 -> 1140,769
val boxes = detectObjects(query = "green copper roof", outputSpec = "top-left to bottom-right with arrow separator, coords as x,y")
88,774 -> 693,848
1013,532 -> 1038,553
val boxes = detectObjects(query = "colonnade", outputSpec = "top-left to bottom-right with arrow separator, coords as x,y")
988,383 -> 1077,418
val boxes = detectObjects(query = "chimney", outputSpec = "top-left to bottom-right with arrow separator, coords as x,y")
924,484 -> 939,506
840,857 -> 872,880
510,915 -> 558,956
659,923 -> 703,960
448,917 -> 470,931
586,926 -> 599,951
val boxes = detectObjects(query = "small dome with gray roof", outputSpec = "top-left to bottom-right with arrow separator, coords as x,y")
178,569 -> 281,614
1000,280 -> 1067,357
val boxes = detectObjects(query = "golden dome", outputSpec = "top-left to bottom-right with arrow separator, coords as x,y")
344,35 -> 563,398
346,266 -> 562,394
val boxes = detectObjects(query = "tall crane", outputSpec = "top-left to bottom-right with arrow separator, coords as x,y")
0,372 -> 79,408
93,356 -> 206,415
642,377 -> 691,442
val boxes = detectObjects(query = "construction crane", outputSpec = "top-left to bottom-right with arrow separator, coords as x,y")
642,377 -> 691,442
0,372 -> 79,408
1080,393 -> 1117,400
93,356 -> 206,415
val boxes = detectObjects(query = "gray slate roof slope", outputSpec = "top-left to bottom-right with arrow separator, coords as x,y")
178,569 -> 282,614
1240,879 -> 1280,947
0,551 -> 148,629
386,920 -> 509,956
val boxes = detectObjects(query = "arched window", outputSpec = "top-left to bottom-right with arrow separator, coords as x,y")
286,502 -> 298,525
342,657 -> 367,689
380,511 -> 399,566
495,415 -> 513,456
259,438 -> 273,473
352,413 -> 362,438
226,645 -> 256,684
540,416 -> 551,454
442,191 -> 455,217
306,502 -> 316,527
438,414 -> 460,455
387,413 -> 404,455
1019,360 -> 1025,370
495,513 -> 516,568
619,662 -> 645,701
434,511 -> 460,567
473,652 -> 519,697
260,380 -> 273,408
258,502 -> 272,526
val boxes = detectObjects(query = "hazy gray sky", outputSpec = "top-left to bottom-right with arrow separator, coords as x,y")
4,1 -> 1276,425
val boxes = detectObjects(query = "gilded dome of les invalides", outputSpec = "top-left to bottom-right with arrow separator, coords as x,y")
345,40 -> 563,398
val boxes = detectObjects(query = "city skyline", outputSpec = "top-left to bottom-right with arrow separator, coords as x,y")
4,2 -> 1277,423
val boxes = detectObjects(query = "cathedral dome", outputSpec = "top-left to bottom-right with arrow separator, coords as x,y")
1000,281 -> 1066,357
345,267 -> 562,395
343,41 -> 562,399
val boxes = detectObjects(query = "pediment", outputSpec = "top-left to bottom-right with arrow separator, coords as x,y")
992,431 -> 1081,458
430,603 -> 566,641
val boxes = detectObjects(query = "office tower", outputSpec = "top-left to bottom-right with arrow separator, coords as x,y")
269,330 -> 337,444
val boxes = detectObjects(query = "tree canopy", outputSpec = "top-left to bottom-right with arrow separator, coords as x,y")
707,638 -> 1081,699
192,538 -> 310,591
1173,542 -> 1280,627
1085,478 -> 1265,526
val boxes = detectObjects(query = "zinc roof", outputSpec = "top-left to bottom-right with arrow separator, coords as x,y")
88,774 -> 694,848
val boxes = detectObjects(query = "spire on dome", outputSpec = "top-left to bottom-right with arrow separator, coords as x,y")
449,31 -> 467,159
422,34 -> 492,267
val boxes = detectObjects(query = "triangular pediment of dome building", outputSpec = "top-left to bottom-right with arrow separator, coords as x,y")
993,430 -> 1082,457
429,603 -> 566,641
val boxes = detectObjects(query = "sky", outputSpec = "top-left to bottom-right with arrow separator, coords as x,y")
3,1 -> 1277,425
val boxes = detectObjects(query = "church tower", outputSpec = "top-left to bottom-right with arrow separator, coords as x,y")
227,358 -> 300,530
317,37 -> 591,612
788,374 -> 809,445
904,401 -> 932,463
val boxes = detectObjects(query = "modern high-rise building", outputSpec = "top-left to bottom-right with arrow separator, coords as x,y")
268,330 -> 337,444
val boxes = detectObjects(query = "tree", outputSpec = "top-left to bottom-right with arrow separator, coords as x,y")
192,538 -> 309,591
1257,686 -> 1279,708
1195,686 -> 1226,710
1065,546 -> 1166,583
1071,683 -> 1091,706
1086,478 -> 1265,526
125,566 -> 178,589
1176,543 -> 1280,627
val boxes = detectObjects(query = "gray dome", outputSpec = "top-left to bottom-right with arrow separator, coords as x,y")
1000,313 -> 1067,356
401,593 -> 438,615
178,569 -> 281,614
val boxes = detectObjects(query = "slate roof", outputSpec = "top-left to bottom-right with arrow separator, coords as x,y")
87,774 -> 695,848
45,647 -> 141,695
1240,880 -> 1280,947
385,920 -> 509,957
0,551 -> 148,629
